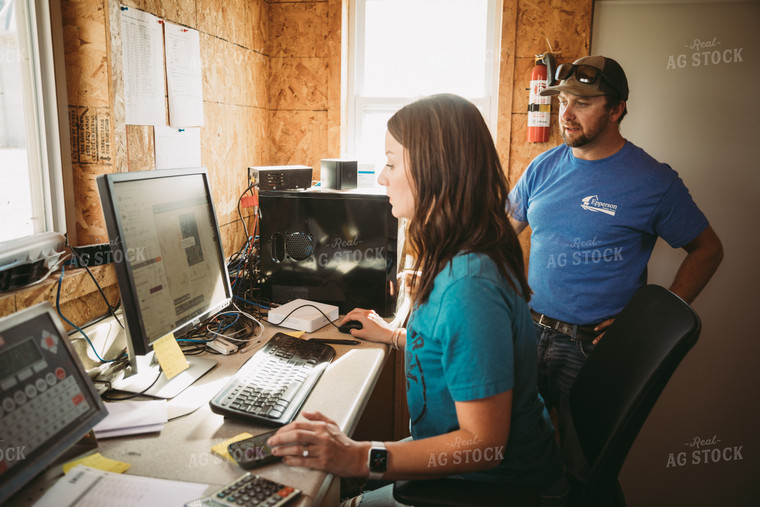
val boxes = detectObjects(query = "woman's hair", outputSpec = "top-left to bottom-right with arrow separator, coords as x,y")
387,93 -> 530,306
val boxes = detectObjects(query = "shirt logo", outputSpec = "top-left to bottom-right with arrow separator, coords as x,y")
581,195 -> 618,216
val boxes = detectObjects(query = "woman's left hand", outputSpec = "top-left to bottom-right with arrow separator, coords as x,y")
267,411 -> 369,477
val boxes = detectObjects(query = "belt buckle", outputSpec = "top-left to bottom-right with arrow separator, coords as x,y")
537,314 -> 551,329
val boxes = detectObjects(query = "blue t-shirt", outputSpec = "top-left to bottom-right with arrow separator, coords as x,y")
406,252 -> 560,487
509,142 -> 708,324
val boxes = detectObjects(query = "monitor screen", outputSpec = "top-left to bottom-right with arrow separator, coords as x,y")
97,168 -> 232,358
258,189 -> 398,316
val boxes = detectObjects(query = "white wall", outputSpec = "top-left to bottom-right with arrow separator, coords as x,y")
592,0 -> 759,505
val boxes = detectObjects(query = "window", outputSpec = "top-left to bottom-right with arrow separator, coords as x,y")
0,0 -> 67,243
347,0 -> 502,180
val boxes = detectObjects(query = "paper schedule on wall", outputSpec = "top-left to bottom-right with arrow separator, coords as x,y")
120,7 -> 165,126
164,22 -> 204,127
154,126 -> 201,170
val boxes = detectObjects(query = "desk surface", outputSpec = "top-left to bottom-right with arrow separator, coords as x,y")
8,321 -> 388,507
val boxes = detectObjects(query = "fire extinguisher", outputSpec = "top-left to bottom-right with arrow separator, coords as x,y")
527,52 -> 556,143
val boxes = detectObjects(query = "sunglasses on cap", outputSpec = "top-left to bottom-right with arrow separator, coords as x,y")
555,63 -> 621,98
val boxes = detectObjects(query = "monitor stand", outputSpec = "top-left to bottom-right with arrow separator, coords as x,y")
110,353 -> 217,399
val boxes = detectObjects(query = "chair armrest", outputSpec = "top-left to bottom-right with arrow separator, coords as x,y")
393,478 -> 539,507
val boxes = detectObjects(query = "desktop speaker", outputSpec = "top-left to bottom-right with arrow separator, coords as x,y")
269,232 -> 315,263
320,159 -> 357,190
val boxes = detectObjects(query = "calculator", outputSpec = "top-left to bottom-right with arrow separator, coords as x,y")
0,302 -> 108,503
185,472 -> 301,507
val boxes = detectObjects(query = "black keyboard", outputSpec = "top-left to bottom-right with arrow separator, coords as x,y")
210,333 -> 336,425
185,472 -> 300,507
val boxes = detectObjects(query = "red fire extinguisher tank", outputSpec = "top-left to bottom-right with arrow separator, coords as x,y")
527,55 -> 551,143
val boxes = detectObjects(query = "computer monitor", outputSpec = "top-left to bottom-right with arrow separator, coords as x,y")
258,189 -> 398,316
97,167 -> 233,398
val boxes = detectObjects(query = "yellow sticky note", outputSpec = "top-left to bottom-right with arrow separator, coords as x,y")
211,432 -> 254,462
152,333 -> 189,380
63,452 -> 131,474
284,330 -> 305,339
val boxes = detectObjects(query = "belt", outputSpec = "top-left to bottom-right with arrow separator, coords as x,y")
530,309 -> 599,343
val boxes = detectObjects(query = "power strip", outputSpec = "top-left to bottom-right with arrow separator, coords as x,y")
208,336 -> 239,355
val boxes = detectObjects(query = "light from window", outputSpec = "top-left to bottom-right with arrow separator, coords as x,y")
361,0 -> 489,98
0,1 -> 36,242
0,0 -> 66,244
348,0 -> 501,182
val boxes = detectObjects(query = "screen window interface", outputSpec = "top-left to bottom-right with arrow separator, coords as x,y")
113,175 -> 227,342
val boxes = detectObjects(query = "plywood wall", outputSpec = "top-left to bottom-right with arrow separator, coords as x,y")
62,0 -> 341,251
0,0 -> 592,327
268,0 -> 343,170
499,0 -> 594,266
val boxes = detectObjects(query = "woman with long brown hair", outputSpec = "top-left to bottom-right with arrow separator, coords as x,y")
268,94 -> 566,506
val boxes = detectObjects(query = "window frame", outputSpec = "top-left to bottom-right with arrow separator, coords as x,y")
345,0 -> 503,161
3,0 -> 71,241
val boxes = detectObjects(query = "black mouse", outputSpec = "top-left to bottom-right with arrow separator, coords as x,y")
338,321 -> 363,333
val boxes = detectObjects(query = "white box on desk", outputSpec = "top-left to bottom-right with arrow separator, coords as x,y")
268,299 -> 339,332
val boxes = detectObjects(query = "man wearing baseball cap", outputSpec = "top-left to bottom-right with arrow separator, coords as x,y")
507,56 -> 723,482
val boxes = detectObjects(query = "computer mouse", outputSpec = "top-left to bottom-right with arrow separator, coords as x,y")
338,321 -> 363,333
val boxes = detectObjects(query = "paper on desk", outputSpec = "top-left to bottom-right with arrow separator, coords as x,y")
211,432 -> 254,462
35,465 -> 208,507
62,452 -> 131,474
153,332 -> 190,379
94,399 -> 168,438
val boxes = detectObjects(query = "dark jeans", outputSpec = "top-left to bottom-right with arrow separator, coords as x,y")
534,322 -> 595,482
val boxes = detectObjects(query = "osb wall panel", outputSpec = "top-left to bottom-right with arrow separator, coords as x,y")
269,58 -> 329,110
324,0 -> 343,158
63,0 -> 115,246
72,163 -> 111,243
507,0 -> 593,182
269,1 -> 331,58
125,124 -> 155,172
44,0 -> 272,324
0,294 -> 16,317
0,265 -> 119,326
268,110 -> 330,169
120,0 -> 195,26
117,0 -> 268,259
499,0 -> 593,270
268,0 -> 341,170
62,0 -> 109,106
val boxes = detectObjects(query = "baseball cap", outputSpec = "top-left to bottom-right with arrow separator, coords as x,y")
540,55 -> 629,101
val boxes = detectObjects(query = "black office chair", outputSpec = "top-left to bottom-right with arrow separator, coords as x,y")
393,284 -> 701,507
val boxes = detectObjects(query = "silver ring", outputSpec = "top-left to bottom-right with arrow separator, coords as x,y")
302,444 -> 310,458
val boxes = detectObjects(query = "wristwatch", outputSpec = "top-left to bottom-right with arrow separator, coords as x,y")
367,441 -> 388,480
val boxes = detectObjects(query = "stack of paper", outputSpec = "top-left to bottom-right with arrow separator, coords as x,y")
36,465 -> 208,507
93,400 -> 168,438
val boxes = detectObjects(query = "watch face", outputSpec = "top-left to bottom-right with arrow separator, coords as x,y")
369,448 -> 388,473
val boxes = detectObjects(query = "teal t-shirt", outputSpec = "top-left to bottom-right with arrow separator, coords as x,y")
405,252 -> 561,487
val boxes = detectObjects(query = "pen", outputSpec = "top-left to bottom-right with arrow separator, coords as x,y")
309,338 -> 360,345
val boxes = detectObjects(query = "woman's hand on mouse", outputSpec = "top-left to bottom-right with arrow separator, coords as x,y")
342,309 -> 393,344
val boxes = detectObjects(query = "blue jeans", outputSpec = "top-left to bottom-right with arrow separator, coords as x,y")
534,322 -> 595,482
355,481 -> 568,507
355,484 -> 409,507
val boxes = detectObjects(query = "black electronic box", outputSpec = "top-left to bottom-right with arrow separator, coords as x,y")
248,165 -> 313,191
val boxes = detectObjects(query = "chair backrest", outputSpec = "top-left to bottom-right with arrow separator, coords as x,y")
570,284 -> 701,506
